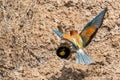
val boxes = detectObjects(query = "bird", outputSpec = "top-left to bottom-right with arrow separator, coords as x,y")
53,8 -> 107,64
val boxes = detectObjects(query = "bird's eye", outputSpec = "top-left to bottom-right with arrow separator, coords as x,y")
56,46 -> 71,59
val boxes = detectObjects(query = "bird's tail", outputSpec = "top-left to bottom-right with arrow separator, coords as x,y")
76,49 -> 94,64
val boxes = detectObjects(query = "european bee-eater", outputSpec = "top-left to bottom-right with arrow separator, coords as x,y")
53,8 -> 107,64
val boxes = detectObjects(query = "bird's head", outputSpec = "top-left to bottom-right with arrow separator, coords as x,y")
70,30 -> 78,36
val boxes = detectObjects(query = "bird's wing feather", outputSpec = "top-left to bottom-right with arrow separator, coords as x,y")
80,8 -> 107,47
53,30 -> 78,49
53,30 -> 73,42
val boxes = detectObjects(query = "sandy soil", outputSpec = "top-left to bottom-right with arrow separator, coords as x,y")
0,0 -> 120,80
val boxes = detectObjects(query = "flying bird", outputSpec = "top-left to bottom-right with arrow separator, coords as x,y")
53,8 -> 107,64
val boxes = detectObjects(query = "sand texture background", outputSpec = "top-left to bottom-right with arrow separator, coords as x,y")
0,0 -> 120,80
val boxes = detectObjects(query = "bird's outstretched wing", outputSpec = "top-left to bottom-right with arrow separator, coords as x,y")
53,30 -> 79,51
53,30 -> 73,43
80,8 -> 107,47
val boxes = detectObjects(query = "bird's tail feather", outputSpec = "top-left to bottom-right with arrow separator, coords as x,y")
76,49 -> 94,64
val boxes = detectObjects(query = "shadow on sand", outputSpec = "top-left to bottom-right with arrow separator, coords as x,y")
49,66 -> 89,80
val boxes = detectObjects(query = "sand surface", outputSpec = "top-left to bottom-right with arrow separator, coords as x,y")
0,0 -> 120,80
